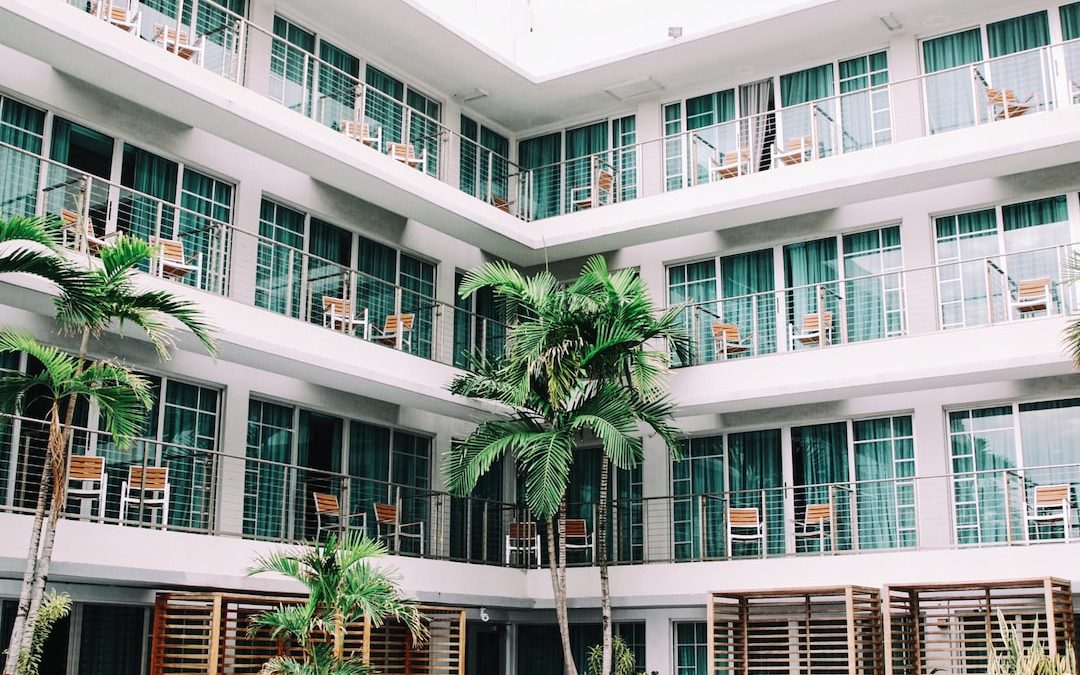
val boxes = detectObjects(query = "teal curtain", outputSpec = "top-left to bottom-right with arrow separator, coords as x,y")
565,121 -> 608,211
674,622 -> 708,675
566,447 -> 601,563
295,411 -> 343,540
77,605 -> 145,675
935,208 -> 999,328
853,416 -> 915,550
454,274 -> 504,369
611,115 -> 637,200
923,29 -> 983,133
1064,3 -> 1080,40
987,11 -> 1049,57
406,89 -> 441,177
519,132 -> 561,219
459,116 -> 511,202
318,41 -> 360,129
0,96 -> 45,218
727,429 -> 783,555
988,12 -> 1050,113
686,90 -> 735,183
1018,399 -> 1080,540
365,65 -> 404,144
950,407 -> 1018,544
517,625 -> 566,675
244,399 -> 294,539
449,455 -> 503,562
94,375 -> 160,523
614,464 -> 643,562
348,420 -> 391,536
668,260 -> 717,364
672,436 -> 724,560
390,431 -> 430,553
453,271 -> 472,368
48,118 -> 113,232
459,115 -> 480,198
780,64 -> 835,157
399,253 -> 435,358
270,16 -> 315,114
721,249 -> 775,356
179,169 -> 232,292
792,422 -> 850,551
356,235 -> 397,336
663,102 -> 686,191
1002,195 -> 1069,299
255,199 -> 305,319
784,238 -> 839,347
843,225 -> 903,342
839,51 -> 890,151
160,380 -> 218,530
120,144 -> 177,244
306,218 -> 352,325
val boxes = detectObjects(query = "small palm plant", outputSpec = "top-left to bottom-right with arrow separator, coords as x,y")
989,610 -> 1077,675
247,533 -> 426,675
586,636 -> 636,675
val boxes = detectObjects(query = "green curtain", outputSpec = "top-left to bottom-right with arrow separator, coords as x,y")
686,90 -> 735,183
614,464 -> 643,563
406,89 -> 441,177
519,132 -> 561,219
780,64 -> 835,157
1018,399 -> 1080,540
843,226 -> 903,342
784,238 -> 839,347
390,431 -> 430,553
453,271 -> 472,368
459,115 -> 479,198
179,168 -> 232,292
1002,195 -> 1069,298
399,253 -> 435,358
459,116 -> 511,202
48,118 -> 113,232
356,234 -> 397,337
77,605 -> 145,675
727,429 -> 783,555
668,260 -> 717,364
449,455 -> 503,562
245,399 -> 294,539
160,380 -> 218,530
565,121 -> 608,211
347,420 -> 391,536
1063,3 -> 1080,40
611,115 -> 637,200
663,102 -> 687,191
792,422 -> 850,551
255,199 -> 305,318
721,249 -> 775,356
987,11 -> 1049,58
306,218 -> 352,325
950,407 -> 1018,544
270,15 -> 315,114
120,143 -> 177,246
672,436 -> 724,560
674,622 -> 708,675
853,416 -> 915,550
365,65 -> 404,144
0,96 -> 45,218
94,375 -> 160,523
934,208 -> 999,329
318,41 -> 360,129
517,625 -> 565,675
839,51 -> 890,151
988,12 -> 1050,112
923,29 -> 983,133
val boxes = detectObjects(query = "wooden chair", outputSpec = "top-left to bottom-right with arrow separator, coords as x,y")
708,149 -> 751,181
726,506 -> 765,558
372,313 -> 414,350
789,311 -> 833,349
712,323 -> 753,359
149,236 -> 202,286
120,466 -> 170,527
505,521 -> 541,568
322,297 -> 369,337
152,24 -> 204,62
559,518 -> 595,563
772,135 -> 813,168
1010,276 -> 1053,317
374,502 -> 424,554
986,88 -> 1034,121
490,195 -> 514,214
313,491 -> 367,541
1025,484 -> 1072,541
67,455 -> 107,519
89,0 -> 141,36
570,166 -> 616,211
386,142 -> 426,173
339,120 -> 382,152
59,208 -> 110,254
793,502 -> 835,553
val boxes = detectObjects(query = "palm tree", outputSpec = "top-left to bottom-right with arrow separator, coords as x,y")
444,255 -> 687,675
0,218 -> 218,675
247,533 -> 426,674
1065,253 -> 1080,367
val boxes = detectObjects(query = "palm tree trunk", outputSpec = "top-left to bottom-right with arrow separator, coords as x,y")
599,454 -> 612,675
547,503 -> 578,675
1,460 -> 49,675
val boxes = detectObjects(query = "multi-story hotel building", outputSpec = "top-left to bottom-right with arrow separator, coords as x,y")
1,0 -> 1080,672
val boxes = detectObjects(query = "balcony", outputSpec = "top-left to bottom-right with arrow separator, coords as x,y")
3,412 -> 1080,571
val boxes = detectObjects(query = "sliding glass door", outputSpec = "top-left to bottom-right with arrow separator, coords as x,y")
923,28 -> 983,133
269,16 -> 315,115
727,429 -> 784,555
792,422 -> 850,551
720,249 -> 776,357
672,436 -> 724,560
853,416 -> 915,549
949,406 -> 1018,545
843,225 -> 904,342
667,259 -> 718,364
839,52 -> 891,152
986,12 -> 1050,112
0,95 -> 45,218
780,64 -> 835,158
784,237 -> 840,349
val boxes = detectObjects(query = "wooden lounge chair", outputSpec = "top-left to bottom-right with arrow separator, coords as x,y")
986,88 -> 1033,121
772,135 -> 813,168
372,313 -> 413,350
789,311 -> 833,349
59,208 -> 110,254
120,466 -> 170,527
1025,484 -> 1072,541
322,297 -> 369,337
793,502 -> 834,553
490,195 -> 514,214
1010,276 -> 1053,317
570,166 -> 615,211
67,455 -> 107,519
339,120 -> 382,152
559,518 -> 596,563
152,24 -> 205,62
149,236 -> 202,285
386,142 -> 426,172
726,506 -> 765,558
712,322 -> 753,359
313,491 -> 367,541
505,521 -> 541,568
374,502 -> 424,554
708,149 -> 751,181
89,0 -> 141,36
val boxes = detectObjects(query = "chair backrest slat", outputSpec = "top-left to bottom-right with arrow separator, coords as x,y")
374,502 -> 398,524
1034,484 -> 1070,505
728,507 -> 760,525
149,237 -> 186,264
323,296 -> 350,315
712,323 -> 740,342
597,171 -> 614,191
70,455 -> 105,480
562,519 -> 588,537
804,503 -> 832,524
802,311 -> 833,331
313,492 -> 340,515
1018,277 -> 1051,298
129,466 -> 168,490
508,521 -> 537,539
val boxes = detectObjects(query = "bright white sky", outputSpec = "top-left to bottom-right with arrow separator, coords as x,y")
413,0 -> 814,75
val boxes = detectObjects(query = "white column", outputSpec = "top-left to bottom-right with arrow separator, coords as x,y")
241,0 -> 275,97
888,32 -> 924,143
642,433 -> 672,563
635,100 -> 664,199
645,613 -> 672,675
215,383 -> 251,535
226,178 -> 264,307
911,398 -> 951,549
897,201 -> 937,335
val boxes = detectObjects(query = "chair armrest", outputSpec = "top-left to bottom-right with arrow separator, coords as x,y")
569,186 -> 590,200
399,520 -> 423,530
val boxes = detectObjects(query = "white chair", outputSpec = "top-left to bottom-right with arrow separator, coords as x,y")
505,521 -> 541,568
1010,277 -> 1053,318
66,455 -> 107,520
152,23 -> 205,64
372,313 -> 414,350
771,135 -> 813,168
387,142 -> 427,173
322,297 -> 369,337
89,0 -> 141,37
789,311 -> 833,350
374,502 -> 424,554
726,506 -> 765,558
712,323 -> 754,360
120,466 -> 170,528
708,150 -> 751,181
1025,484 -> 1072,541
570,162 -> 616,211
793,502 -> 834,553
339,120 -> 382,153
560,518 -> 595,563
149,237 -> 202,287
313,491 -> 367,541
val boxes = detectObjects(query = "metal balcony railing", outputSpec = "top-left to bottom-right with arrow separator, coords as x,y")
60,0 -> 1080,221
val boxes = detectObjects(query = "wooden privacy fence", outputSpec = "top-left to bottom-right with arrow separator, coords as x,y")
149,592 -> 465,675
708,586 -> 884,675
884,578 -> 1075,675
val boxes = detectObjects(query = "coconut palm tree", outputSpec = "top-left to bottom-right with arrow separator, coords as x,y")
444,255 -> 687,675
248,533 -> 426,674
1065,254 -> 1080,368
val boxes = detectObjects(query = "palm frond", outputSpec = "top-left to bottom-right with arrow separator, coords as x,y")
515,430 -> 574,519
